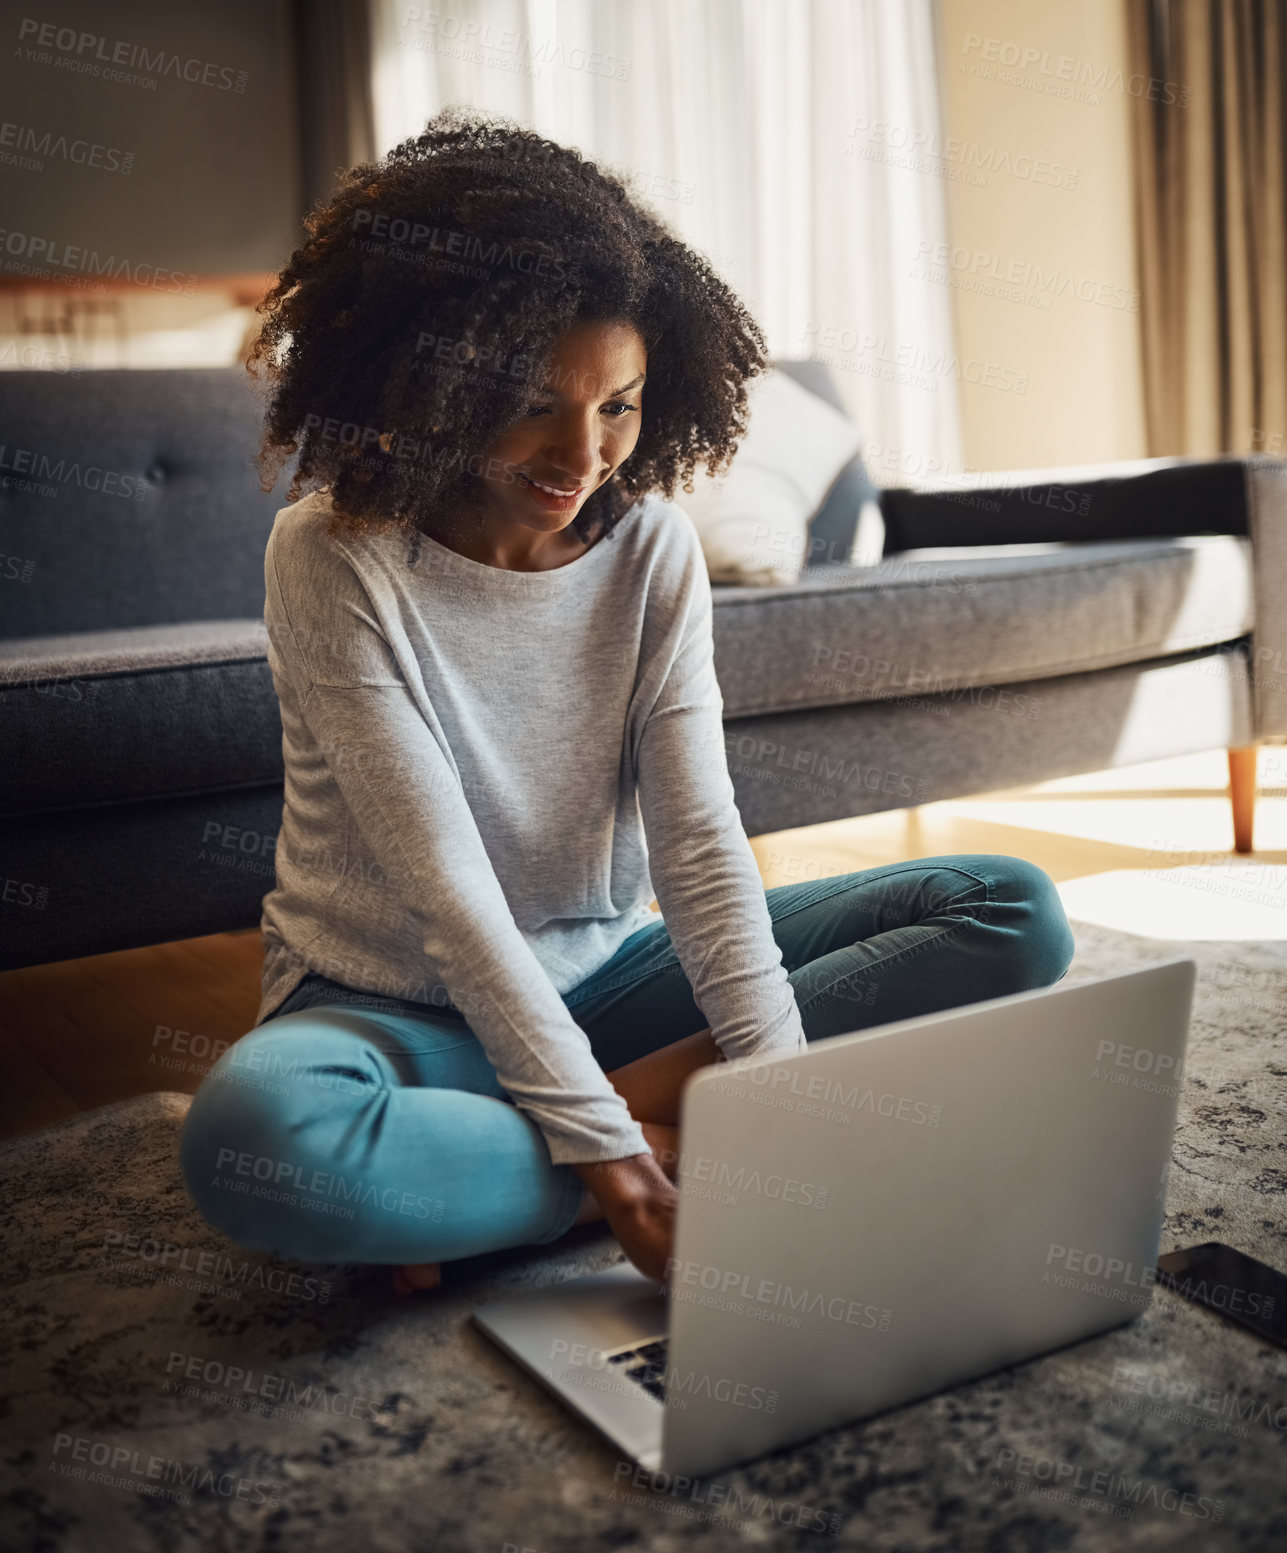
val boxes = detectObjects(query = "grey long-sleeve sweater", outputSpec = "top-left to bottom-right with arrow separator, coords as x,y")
256,487 -> 806,1165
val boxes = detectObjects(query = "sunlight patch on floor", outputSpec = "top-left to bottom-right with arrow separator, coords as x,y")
1056,864 -> 1287,940
753,747 -> 1287,941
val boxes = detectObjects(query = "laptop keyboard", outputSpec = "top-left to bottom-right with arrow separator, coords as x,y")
606,1336 -> 669,1402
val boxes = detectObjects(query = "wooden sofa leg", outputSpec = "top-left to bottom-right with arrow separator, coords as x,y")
1228,745 -> 1258,854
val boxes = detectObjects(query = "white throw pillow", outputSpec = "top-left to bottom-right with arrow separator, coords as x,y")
679,367 -> 864,585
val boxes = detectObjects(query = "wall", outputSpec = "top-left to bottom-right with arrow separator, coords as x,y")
0,0 -> 300,368
933,0 -> 1147,472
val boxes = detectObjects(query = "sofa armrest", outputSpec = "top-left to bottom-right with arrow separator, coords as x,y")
879,452 -> 1287,738
878,455 -> 1251,550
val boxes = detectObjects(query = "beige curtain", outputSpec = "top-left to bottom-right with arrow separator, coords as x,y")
368,0 -> 962,480
1128,0 -> 1287,457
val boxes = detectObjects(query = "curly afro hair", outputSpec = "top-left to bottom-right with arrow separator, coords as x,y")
247,105 -> 769,552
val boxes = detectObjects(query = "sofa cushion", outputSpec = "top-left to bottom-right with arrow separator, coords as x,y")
1,534 -> 1253,818
681,367 -> 865,585
773,358 -> 883,568
0,620 -> 279,818
710,534 -> 1255,718
0,368 -> 283,639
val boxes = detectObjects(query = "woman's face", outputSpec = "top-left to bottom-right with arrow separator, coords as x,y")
473,317 -> 646,539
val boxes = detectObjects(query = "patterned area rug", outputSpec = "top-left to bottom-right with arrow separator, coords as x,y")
2,920 -> 1284,1553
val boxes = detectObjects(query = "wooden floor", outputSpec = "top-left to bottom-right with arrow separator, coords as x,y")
2,747 -> 1283,1143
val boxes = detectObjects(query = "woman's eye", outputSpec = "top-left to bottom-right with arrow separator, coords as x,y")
520,401 -> 638,419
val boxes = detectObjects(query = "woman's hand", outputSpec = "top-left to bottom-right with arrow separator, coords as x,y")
572,1152 -> 677,1284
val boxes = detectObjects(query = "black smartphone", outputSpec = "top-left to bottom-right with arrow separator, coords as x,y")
1155,1243 -> 1287,1348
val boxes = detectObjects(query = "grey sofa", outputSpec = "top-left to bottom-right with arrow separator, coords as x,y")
1,362 -> 1282,971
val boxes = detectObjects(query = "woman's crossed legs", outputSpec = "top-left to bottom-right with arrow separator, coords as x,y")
179,855 -> 1074,1277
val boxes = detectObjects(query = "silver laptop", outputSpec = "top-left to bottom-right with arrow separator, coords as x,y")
474,959 -> 1195,1478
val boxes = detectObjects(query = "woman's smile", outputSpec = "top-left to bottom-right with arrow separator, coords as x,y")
516,471 -> 589,511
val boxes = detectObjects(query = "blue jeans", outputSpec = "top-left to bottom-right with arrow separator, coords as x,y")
180,855 -> 1074,1267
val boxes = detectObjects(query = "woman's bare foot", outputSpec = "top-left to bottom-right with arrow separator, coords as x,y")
391,1261 -> 442,1295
